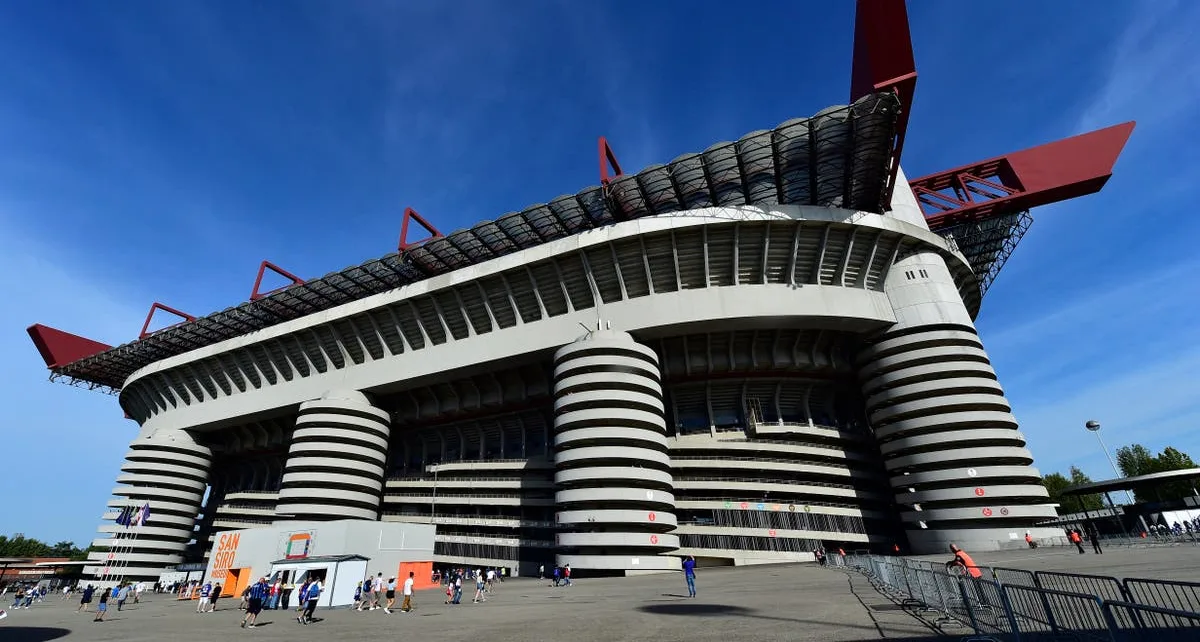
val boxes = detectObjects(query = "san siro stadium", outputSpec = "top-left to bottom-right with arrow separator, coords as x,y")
27,0 -> 1134,580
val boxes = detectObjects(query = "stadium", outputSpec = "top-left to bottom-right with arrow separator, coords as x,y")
27,0 -> 1133,580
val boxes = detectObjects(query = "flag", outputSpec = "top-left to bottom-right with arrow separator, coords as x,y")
115,506 -> 133,527
134,503 -> 151,527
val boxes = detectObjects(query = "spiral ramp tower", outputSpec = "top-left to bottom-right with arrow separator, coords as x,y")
276,389 -> 392,521
88,429 -> 212,581
857,247 -> 1057,554
553,329 -> 681,574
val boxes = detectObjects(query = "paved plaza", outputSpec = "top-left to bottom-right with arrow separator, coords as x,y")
2,564 -> 947,642
3,546 -> 1196,642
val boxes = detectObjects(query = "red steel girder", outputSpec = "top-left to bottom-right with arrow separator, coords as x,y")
26,324 -> 111,369
850,0 -> 917,209
598,136 -> 623,186
250,260 -> 305,301
913,122 -> 1136,230
139,302 -> 196,339
397,207 -> 443,251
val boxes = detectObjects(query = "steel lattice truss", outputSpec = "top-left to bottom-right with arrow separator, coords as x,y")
935,211 -> 1033,296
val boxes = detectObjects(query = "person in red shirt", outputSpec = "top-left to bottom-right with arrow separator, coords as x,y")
944,544 -> 982,578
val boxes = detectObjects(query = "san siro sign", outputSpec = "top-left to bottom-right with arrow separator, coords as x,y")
210,532 -> 241,581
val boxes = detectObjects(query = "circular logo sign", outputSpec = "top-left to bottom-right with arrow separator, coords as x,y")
772,504 -> 781,511
804,505 -> 812,513
646,490 -> 654,500
768,529 -> 777,538
788,504 -> 796,512
739,502 -> 749,510
724,501 -> 733,509
982,508 -> 993,517
648,512 -> 657,522
649,535 -> 659,545
1000,507 -> 1010,516
967,468 -> 978,477
974,487 -> 985,497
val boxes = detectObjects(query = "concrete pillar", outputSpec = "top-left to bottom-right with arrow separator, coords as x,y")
276,389 -> 391,522
552,329 -> 680,574
858,246 -> 1057,553
88,428 -> 212,581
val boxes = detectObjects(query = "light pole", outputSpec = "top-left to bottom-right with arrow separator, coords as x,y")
1085,420 -> 1135,505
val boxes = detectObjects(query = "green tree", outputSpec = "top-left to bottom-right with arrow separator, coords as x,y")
0,534 -> 85,559
1114,444 -> 1199,503
1042,467 -> 1103,514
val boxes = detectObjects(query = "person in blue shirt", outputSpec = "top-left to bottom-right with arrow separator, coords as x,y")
240,577 -> 270,629
682,555 -> 697,598
299,578 -> 322,625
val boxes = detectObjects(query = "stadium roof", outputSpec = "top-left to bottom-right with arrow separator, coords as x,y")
31,93 -> 904,393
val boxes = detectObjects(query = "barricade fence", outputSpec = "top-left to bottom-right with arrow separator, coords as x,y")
833,553 -> 1200,641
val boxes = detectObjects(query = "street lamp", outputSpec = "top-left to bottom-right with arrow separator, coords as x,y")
1085,420 -> 1136,505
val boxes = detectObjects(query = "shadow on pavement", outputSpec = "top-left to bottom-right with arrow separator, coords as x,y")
0,627 -> 71,642
638,604 -> 753,617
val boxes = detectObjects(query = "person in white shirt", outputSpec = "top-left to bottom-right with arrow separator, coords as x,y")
196,582 -> 211,613
401,572 -> 415,612
371,573 -> 384,610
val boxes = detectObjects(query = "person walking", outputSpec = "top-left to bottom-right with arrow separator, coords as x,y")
1068,529 -> 1085,554
682,555 -> 697,598
197,582 -> 212,613
384,576 -> 396,614
299,578 -> 321,625
77,585 -> 95,612
93,586 -> 111,622
401,571 -> 415,613
209,583 -> 222,612
1087,523 -> 1103,554
240,577 -> 269,628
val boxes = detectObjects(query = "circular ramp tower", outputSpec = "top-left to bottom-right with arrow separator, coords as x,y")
553,329 -> 681,574
276,389 -> 391,521
858,249 -> 1055,553
91,429 -> 212,580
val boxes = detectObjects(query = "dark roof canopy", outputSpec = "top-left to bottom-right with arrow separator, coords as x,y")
1062,468 -> 1200,496
269,554 -> 370,565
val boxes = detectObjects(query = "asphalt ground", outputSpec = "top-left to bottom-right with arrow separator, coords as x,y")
3,545 -> 1195,642
0,563 -> 949,642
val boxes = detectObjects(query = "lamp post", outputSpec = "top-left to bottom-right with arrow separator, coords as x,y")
1085,420 -> 1135,505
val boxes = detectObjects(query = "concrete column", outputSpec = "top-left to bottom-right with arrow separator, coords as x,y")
87,428 -> 212,581
276,389 -> 391,522
553,329 -> 680,574
858,181 -> 1058,552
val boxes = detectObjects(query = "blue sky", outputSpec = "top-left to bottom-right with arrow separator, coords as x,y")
1,0 -> 1197,546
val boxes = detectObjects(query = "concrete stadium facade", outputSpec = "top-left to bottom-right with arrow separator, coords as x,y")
85,167 -> 1060,580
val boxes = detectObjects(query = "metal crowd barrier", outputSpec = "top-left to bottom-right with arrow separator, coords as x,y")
836,553 -> 1200,641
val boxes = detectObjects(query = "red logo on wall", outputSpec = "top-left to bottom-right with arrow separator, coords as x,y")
974,488 -> 985,496
768,529 -> 777,538
648,512 -> 657,522
982,508 -> 993,517
649,535 -> 659,545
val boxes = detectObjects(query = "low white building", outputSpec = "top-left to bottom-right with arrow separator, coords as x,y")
203,519 -> 434,608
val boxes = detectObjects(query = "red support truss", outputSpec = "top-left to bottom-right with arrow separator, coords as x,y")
850,0 -> 917,209
397,207 -> 443,251
26,324 -> 111,369
912,121 -> 1136,230
249,260 -> 305,301
139,302 -> 195,339
598,136 -> 623,185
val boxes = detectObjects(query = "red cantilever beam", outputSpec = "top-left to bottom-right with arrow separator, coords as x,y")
912,121 -> 1136,230
598,136 -> 623,186
27,324 -> 111,369
397,207 -> 443,251
850,0 -> 917,209
139,302 -> 195,339
250,260 -> 305,300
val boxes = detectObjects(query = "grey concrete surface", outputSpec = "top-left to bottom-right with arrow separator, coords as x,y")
0,564 -> 959,642
910,542 -> 1200,582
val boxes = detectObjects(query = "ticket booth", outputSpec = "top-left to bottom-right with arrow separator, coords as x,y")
268,554 -> 368,608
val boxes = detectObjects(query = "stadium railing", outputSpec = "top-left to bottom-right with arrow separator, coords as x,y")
835,553 -> 1200,641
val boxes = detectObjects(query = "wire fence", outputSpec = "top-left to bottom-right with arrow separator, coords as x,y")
830,553 -> 1200,641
